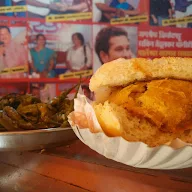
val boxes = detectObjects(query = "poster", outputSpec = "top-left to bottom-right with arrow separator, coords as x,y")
150,0 -> 192,28
0,0 -> 191,98
26,0 -> 92,22
0,21 -> 28,79
138,26 -> 192,58
28,21 -> 92,99
93,0 -> 148,25
93,24 -> 137,71
28,21 -> 93,79
0,0 -> 26,18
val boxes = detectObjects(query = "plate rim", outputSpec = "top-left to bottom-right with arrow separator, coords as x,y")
0,127 -> 72,136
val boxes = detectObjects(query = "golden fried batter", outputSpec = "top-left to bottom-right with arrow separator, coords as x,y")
108,79 -> 192,134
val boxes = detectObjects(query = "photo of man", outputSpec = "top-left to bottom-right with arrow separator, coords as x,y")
93,25 -> 137,71
150,0 -> 192,27
0,25 -> 28,78
150,0 -> 173,26
170,0 -> 192,28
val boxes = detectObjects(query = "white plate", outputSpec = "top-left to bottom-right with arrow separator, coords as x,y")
72,127 -> 192,169
68,91 -> 192,170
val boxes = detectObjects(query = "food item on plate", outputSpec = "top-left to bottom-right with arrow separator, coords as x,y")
0,82 -> 80,132
89,57 -> 192,147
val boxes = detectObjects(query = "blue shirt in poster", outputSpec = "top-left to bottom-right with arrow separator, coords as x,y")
30,47 -> 56,78
16,1 -> 26,17
116,2 -> 130,10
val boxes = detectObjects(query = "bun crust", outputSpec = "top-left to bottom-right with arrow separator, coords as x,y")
89,57 -> 192,147
89,57 -> 192,93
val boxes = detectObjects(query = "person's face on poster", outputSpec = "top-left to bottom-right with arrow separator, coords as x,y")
72,35 -> 82,47
0,28 -> 11,46
100,35 -> 133,63
36,36 -> 46,47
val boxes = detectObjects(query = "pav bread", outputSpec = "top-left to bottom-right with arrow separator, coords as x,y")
89,57 -> 192,147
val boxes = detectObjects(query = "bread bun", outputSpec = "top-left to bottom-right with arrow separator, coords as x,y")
93,101 -> 182,147
90,57 -> 192,101
89,57 -> 192,147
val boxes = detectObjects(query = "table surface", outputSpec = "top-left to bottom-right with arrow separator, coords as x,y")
0,139 -> 191,192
